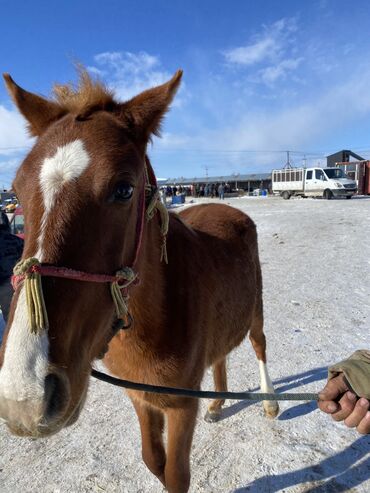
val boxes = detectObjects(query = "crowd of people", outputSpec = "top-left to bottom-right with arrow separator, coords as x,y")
162,182 -> 231,199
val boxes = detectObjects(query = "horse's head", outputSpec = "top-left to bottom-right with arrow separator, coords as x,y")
0,69 -> 182,437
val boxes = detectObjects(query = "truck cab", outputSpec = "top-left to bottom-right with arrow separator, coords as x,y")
304,168 -> 357,199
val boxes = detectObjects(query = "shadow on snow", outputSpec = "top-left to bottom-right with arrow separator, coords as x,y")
218,366 -> 327,421
233,436 -> 370,493
216,367 -> 370,492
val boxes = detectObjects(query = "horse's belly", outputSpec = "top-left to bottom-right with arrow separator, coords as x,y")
103,336 -> 202,409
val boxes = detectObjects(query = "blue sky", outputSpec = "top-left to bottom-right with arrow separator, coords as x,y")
2,0 -> 370,187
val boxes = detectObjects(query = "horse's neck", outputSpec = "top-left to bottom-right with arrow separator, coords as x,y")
129,212 -> 166,339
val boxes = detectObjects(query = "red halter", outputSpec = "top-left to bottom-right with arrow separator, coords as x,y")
11,264 -> 140,291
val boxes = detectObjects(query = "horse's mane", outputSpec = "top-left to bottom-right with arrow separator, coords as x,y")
52,67 -> 117,117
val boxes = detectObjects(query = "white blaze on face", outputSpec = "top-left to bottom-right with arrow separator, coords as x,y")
0,288 -> 49,401
0,140 -> 90,405
37,139 -> 90,260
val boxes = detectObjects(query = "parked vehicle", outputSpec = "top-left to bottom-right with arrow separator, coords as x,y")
3,198 -> 18,213
272,167 -> 357,200
335,160 -> 370,195
9,207 -> 24,239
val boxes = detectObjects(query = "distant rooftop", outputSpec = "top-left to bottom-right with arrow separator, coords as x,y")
326,149 -> 365,167
163,172 -> 271,185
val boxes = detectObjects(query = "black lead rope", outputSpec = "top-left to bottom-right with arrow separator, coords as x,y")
91,369 -> 319,401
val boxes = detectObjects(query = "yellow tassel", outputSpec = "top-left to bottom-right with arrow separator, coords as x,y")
146,189 -> 169,264
110,282 -> 129,319
13,258 -> 49,334
110,268 -> 136,319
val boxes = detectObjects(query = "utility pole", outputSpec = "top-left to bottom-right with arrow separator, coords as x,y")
284,151 -> 292,169
202,165 -> 214,182
234,172 -> 239,190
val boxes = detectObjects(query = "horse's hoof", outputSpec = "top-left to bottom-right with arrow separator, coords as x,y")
204,410 -> 221,423
264,402 -> 279,419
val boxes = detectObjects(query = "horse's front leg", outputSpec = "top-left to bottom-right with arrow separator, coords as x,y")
132,398 -> 166,486
164,400 -> 198,493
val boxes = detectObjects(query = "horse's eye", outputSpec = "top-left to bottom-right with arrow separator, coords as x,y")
110,182 -> 134,202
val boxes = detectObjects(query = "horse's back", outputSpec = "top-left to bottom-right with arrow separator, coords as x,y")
179,203 -> 256,242
177,203 -> 260,286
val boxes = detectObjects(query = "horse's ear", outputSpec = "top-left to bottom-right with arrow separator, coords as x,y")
118,70 -> 183,142
3,73 -> 66,137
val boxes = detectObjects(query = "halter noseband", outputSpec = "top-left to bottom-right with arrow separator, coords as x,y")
11,163 -> 169,334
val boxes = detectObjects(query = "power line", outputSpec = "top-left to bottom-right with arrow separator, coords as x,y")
1,143 -> 370,154
152,146 -> 370,155
152,148 -> 319,154
0,146 -> 31,151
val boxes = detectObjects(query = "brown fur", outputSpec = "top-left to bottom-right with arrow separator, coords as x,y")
52,67 -> 115,116
0,70 -> 276,493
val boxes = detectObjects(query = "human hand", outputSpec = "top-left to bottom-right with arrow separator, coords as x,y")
318,373 -> 370,435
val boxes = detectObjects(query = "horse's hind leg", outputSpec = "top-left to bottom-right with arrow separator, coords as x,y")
249,313 -> 279,418
204,358 -> 227,423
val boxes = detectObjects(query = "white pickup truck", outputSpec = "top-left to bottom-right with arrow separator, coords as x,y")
272,167 -> 357,199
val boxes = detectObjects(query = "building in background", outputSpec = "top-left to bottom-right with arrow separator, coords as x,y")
326,149 -> 365,167
326,149 -> 370,195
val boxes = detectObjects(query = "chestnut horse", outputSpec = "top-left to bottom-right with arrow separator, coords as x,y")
0,70 -> 278,493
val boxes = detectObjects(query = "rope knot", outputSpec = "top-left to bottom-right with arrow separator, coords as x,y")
110,267 -> 138,321
13,257 -> 49,334
13,257 -> 41,276
115,267 -> 137,285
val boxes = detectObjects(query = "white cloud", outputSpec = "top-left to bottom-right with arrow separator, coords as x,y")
154,132 -> 192,149
0,157 -> 20,173
222,17 -> 304,88
89,51 -> 187,106
216,76 -> 370,153
0,157 -> 23,189
224,37 -> 277,66
223,17 -> 298,67
0,105 -> 32,188
95,51 -> 159,76
258,57 -> 304,85
0,105 -> 33,155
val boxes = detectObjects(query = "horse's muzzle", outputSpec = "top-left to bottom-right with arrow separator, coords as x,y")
0,369 -> 71,437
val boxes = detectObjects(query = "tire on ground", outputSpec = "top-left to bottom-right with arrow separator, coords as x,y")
323,189 -> 333,200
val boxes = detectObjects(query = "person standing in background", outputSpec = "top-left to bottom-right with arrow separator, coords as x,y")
218,183 -> 225,200
0,211 -> 23,323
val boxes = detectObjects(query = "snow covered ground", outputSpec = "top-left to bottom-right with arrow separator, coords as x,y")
0,195 -> 369,493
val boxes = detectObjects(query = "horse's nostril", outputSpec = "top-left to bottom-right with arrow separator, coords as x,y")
44,373 -> 68,421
